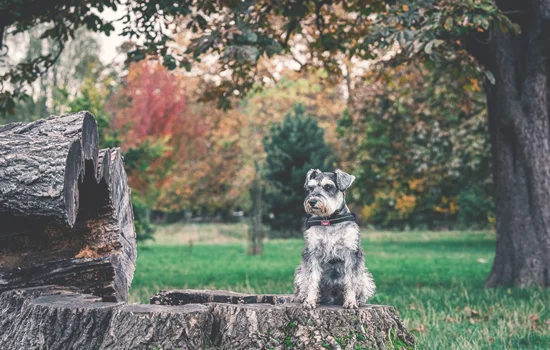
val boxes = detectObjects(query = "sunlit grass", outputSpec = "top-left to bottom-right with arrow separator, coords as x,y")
130,224 -> 550,349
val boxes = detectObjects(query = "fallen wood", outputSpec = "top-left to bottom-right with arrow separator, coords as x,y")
0,112 -> 136,301
0,287 -> 415,350
0,112 -> 99,226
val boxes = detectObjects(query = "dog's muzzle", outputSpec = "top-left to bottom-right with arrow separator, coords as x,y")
304,195 -> 327,215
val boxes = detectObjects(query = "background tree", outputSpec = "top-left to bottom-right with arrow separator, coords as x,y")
236,68 -> 348,250
263,104 -> 332,236
3,26 -> 104,122
354,0 -> 550,288
108,60 -> 192,216
155,87 -> 246,216
338,60 -> 493,230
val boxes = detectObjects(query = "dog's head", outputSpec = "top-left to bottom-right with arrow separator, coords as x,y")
303,169 -> 355,217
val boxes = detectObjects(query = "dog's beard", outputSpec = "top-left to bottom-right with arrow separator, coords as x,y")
304,193 -> 343,217
304,200 -> 329,216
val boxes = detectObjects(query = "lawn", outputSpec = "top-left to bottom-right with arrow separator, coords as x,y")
130,224 -> 550,349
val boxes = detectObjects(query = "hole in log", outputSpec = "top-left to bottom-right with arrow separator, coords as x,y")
0,159 -> 121,298
0,161 -> 110,268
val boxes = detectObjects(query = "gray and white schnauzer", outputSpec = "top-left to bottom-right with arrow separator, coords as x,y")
294,169 -> 376,309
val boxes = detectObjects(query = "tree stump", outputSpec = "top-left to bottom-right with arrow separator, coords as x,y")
0,112 -> 136,301
152,290 -> 415,349
0,287 -> 414,350
0,112 -> 414,349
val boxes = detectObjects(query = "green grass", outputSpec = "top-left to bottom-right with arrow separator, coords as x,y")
130,224 -> 550,349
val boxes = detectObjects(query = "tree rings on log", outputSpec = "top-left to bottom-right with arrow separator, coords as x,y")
0,112 -> 136,301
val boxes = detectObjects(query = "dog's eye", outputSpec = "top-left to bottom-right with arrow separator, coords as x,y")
324,184 -> 334,191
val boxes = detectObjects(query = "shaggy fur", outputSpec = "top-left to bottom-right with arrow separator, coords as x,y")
294,169 -> 376,309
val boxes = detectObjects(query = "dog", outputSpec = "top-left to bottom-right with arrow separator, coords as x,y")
294,169 -> 376,309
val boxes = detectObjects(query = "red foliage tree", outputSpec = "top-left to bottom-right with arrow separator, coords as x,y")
109,61 -> 208,207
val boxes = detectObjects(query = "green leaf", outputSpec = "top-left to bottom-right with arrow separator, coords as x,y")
424,40 -> 444,55
163,54 -> 176,70
180,59 -> 192,72
499,20 -> 509,33
444,17 -> 454,31
245,31 -> 258,43
425,40 -> 435,54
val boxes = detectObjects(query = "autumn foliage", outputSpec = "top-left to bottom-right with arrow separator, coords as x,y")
112,61 -> 191,146
109,61 -> 248,214
109,62 -> 201,208
338,61 -> 493,229
62,50 -> 494,231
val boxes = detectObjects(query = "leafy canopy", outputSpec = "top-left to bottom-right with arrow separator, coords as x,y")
1,0 -> 519,113
338,60 -> 493,229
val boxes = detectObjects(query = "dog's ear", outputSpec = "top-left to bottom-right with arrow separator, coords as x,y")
335,169 -> 355,191
304,169 -> 320,189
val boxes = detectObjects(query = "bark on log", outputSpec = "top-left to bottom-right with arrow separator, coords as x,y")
0,112 -> 99,226
0,112 -> 136,301
0,287 -> 415,350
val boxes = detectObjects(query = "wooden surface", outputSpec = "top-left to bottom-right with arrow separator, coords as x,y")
0,112 -> 136,301
0,287 -> 414,350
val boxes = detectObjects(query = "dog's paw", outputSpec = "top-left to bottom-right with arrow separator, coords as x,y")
343,299 -> 358,309
302,300 -> 317,310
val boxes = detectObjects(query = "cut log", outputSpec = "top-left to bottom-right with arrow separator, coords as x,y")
0,112 -> 99,227
0,112 -> 136,301
0,287 -> 415,350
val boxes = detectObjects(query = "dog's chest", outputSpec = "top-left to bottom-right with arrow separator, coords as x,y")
305,223 -> 359,256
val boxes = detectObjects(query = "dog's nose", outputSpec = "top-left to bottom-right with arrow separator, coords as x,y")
308,198 -> 318,206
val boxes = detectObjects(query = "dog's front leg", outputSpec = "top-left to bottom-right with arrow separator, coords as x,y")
302,256 -> 322,309
342,257 -> 358,309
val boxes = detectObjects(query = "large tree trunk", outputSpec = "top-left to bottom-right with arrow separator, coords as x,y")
0,112 -> 136,301
482,1 -> 550,287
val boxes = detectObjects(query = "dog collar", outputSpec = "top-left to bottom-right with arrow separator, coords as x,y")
305,213 -> 356,229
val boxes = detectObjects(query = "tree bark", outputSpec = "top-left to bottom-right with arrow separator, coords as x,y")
481,1 -> 550,287
0,112 -> 99,226
0,112 -> 136,301
0,287 -> 415,350
248,176 -> 264,255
